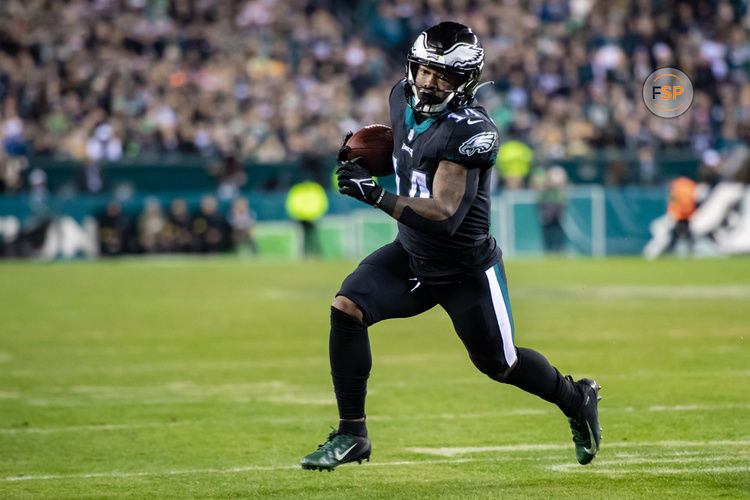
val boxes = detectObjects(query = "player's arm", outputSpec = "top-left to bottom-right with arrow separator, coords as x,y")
337,159 -> 479,236
388,160 -> 479,237
389,160 -> 469,219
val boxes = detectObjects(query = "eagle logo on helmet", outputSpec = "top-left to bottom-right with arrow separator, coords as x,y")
411,34 -> 484,70
447,44 -> 484,68
458,131 -> 497,157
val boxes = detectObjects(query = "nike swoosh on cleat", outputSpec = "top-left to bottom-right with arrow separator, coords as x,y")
583,422 -> 598,455
334,443 -> 357,461
467,119 -> 483,125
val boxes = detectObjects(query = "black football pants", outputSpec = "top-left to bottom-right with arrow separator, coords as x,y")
331,240 -> 582,421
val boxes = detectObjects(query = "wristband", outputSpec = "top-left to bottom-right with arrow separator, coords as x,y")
374,190 -> 398,215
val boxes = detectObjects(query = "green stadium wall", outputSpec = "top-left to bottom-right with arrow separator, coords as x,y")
0,186 -> 668,257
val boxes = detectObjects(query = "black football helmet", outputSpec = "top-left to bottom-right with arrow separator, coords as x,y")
405,22 -> 485,117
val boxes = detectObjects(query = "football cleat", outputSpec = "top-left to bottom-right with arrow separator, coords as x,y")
567,377 -> 602,465
300,429 -> 371,471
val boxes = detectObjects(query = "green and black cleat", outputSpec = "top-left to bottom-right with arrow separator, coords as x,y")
567,377 -> 602,465
300,429 -> 371,471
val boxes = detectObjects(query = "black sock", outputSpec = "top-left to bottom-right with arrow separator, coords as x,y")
329,306 -> 371,426
338,419 -> 368,437
504,347 -> 583,417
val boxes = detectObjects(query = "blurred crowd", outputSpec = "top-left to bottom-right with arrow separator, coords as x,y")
97,194 -> 257,256
2,0 -> 750,191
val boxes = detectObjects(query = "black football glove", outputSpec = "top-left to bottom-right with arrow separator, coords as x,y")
337,161 -> 383,206
337,131 -> 354,163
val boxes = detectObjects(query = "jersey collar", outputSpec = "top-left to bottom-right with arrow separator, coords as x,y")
405,97 -> 450,142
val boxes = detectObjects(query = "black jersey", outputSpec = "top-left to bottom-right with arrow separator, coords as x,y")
389,80 -> 501,282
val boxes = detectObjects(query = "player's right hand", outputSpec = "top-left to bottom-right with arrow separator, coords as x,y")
337,131 -> 354,164
337,161 -> 383,206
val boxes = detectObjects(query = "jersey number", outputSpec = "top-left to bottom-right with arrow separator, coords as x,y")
394,157 -> 431,198
408,171 -> 431,199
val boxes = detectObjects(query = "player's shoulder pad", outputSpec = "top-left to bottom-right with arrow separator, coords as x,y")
442,107 -> 499,167
390,79 -> 407,100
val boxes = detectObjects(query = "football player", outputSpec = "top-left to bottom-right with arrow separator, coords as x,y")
300,22 -> 601,471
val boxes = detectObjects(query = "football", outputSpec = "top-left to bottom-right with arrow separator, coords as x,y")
345,124 -> 394,177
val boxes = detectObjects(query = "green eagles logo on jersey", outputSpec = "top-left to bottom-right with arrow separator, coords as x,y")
458,131 -> 497,157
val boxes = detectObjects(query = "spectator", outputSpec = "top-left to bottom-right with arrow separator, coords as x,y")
2,105 -> 25,157
664,177 -> 697,255
227,196 -> 257,256
28,169 -> 48,206
286,181 -> 328,257
537,166 -> 568,254
698,149 -> 722,187
137,198 -> 167,254
497,140 -> 533,190
0,0 -> 749,186
86,124 -> 123,164
637,146 -> 657,186
0,151 -> 27,193
209,152 -> 247,201
191,195 -> 226,253
98,201 -> 129,256
164,198 -> 193,253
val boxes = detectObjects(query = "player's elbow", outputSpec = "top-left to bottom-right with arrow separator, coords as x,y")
435,197 -> 459,221
435,199 -> 463,235
436,210 -> 462,237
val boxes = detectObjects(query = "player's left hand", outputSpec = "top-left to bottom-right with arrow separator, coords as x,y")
337,161 -> 383,206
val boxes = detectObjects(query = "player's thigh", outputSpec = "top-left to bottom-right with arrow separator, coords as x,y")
337,242 -> 437,325
433,261 -> 517,374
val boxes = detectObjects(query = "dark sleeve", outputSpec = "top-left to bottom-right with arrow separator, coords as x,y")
389,80 -> 406,124
388,80 -> 404,102
440,118 -> 499,169
397,168 -> 480,237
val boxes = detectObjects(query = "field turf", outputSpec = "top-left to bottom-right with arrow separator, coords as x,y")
1,256 -> 749,498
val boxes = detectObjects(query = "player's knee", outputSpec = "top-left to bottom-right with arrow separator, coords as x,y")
471,356 -> 514,383
332,295 -> 364,323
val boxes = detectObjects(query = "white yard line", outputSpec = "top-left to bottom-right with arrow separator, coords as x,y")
513,284 -> 750,300
0,422 -> 190,435
2,465 -> 298,482
558,456 -> 736,466
549,465 -> 750,475
407,443 -> 570,455
647,403 -> 750,411
3,441 -> 749,482
406,440 -> 750,457
1,459 -> 481,482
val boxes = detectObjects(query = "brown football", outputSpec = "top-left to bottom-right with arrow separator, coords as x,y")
345,124 -> 394,177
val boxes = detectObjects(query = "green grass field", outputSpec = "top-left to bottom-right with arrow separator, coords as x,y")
1,256 -> 749,498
